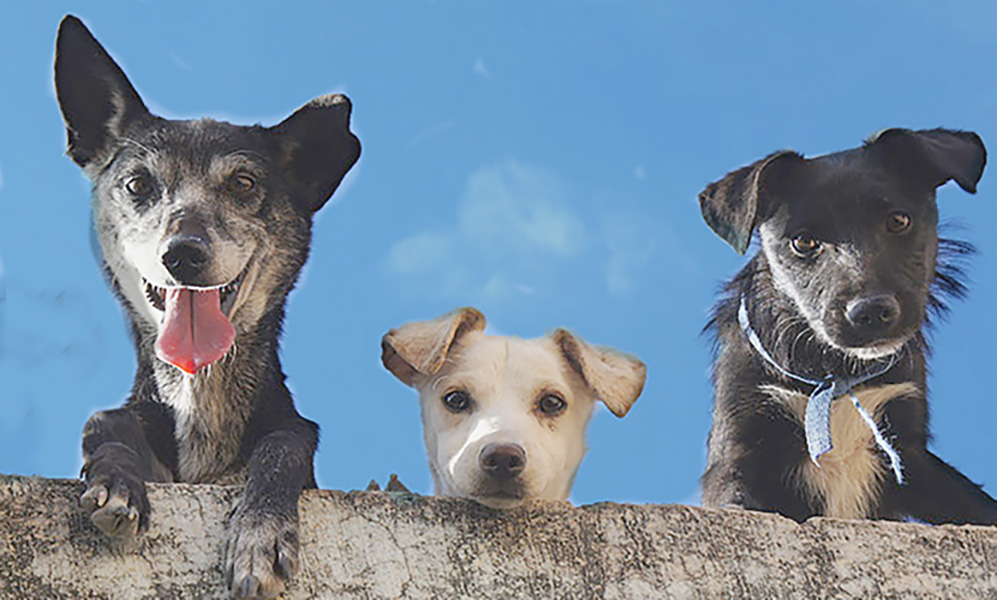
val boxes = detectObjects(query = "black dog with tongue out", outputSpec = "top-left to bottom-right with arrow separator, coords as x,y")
54,15 -> 360,599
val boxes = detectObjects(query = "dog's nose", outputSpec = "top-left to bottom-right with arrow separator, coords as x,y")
846,295 -> 900,331
161,236 -> 210,283
479,443 -> 526,480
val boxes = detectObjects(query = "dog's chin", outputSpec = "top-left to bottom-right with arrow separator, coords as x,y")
467,492 -> 529,510
837,337 -> 909,361
456,479 -> 530,509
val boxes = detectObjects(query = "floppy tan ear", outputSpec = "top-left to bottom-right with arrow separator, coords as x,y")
381,308 -> 486,387
552,329 -> 646,418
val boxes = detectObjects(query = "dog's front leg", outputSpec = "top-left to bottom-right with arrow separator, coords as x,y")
80,406 -> 174,541
225,419 -> 318,600
702,398 -> 817,521
875,401 -> 997,525
883,449 -> 997,525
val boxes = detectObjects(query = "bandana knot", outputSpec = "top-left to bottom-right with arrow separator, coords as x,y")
737,297 -> 905,485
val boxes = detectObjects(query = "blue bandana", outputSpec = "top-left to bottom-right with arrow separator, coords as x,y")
737,297 -> 905,485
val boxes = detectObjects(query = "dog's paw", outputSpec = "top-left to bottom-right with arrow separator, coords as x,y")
80,462 -> 150,540
225,507 -> 300,600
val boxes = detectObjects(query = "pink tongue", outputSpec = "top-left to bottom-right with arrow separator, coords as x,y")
155,288 -> 236,374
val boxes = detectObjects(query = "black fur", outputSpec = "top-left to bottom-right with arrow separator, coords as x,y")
55,15 -> 360,598
699,128 -> 997,524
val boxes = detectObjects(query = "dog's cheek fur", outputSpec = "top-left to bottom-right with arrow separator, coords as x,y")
93,180 -> 166,330
758,221 -> 836,345
419,390 -> 497,499
530,396 -> 595,501
230,194 -> 312,331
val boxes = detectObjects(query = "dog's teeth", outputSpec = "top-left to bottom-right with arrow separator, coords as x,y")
144,282 -> 165,311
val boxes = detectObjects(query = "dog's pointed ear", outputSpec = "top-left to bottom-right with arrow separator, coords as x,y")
54,15 -> 149,168
698,151 -> 804,254
868,128 -> 986,194
552,329 -> 646,418
270,94 -> 361,214
381,308 -> 486,387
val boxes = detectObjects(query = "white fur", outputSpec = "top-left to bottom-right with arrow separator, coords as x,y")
759,222 -> 836,346
417,332 -> 596,508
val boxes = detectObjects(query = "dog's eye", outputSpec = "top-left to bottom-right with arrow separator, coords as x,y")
227,174 -> 256,194
124,174 -> 153,197
537,394 -> 567,417
886,211 -> 912,234
442,390 -> 473,413
790,234 -> 822,257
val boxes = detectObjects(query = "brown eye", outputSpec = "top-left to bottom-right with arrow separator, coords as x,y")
886,211 -> 911,234
442,390 -> 473,413
228,174 -> 256,194
125,174 -> 153,197
790,234 -> 822,257
537,394 -> 567,417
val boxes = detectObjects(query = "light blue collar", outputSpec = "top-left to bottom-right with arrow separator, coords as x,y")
737,297 -> 905,485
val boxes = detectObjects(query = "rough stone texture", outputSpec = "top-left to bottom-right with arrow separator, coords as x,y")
2,474 -> 996,599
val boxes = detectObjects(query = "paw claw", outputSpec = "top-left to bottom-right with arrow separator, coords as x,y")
91,501 -> 140,538
226,508 -> 298,598
277,547 -> 298,579
79,451 -> 151,541
80,484 -> 109,510
87,489 -> 143,539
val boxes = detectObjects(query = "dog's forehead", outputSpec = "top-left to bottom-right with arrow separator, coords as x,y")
780,149 -> 933,221
120,118 -> 272,171
448,334 -> 575,392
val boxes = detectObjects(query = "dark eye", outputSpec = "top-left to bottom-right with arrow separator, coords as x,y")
227,173 -> 256,194
124,174 -> 153,197
886,211 -> 911,234
442,390 -> 473,413
537,394 -> 567,417
790,234 -> 822,257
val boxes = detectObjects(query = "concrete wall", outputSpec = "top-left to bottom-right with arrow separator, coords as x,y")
2,474 -> 996,599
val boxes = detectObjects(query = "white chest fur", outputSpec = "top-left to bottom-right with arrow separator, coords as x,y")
760,382 -> 919,519
157,368 -> 251,484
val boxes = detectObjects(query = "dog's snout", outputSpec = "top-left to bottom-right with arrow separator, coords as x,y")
846,295 -> 900,331
161,236 -> 210,282
479,443 -> 526,480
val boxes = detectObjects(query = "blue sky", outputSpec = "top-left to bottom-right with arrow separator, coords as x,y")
1,2 -> 996,507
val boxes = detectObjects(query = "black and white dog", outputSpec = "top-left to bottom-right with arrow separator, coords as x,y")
55,16 -> 360,598
699,128 -> 997,524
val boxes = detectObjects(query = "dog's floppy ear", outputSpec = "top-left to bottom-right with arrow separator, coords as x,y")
698,151 -> 804,254
271,94 -> 361,214
552,329 -> 646,418
54,15 -> 150,169
868,128 -> 986,194
381,308 -> 486,387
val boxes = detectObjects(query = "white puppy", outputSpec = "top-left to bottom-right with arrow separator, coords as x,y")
381,308 -> 646,508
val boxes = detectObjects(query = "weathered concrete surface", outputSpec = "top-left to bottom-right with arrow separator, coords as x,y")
1,474 -> 996,599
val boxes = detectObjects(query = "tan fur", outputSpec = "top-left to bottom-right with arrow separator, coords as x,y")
382,308 -> 646,507
760,382 -> 919,518
382,307 -> 486,386
551,329 -> 647,417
